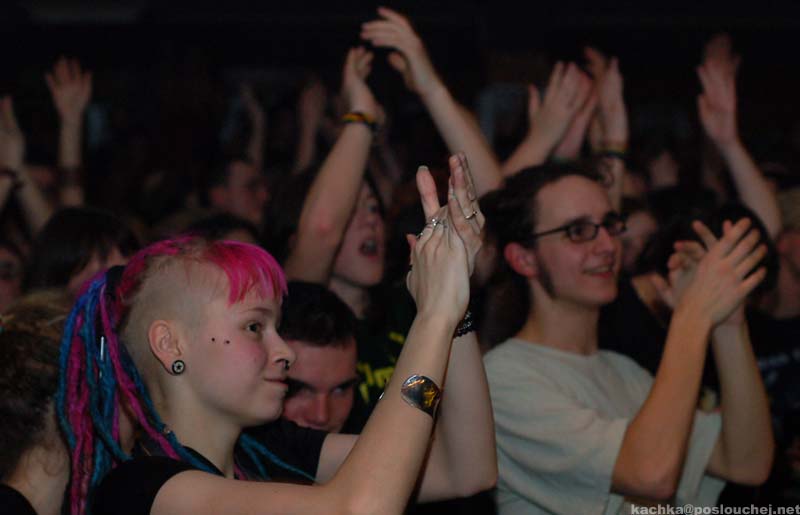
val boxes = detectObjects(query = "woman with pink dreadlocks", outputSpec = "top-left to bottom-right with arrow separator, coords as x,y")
56,157 -> 496,515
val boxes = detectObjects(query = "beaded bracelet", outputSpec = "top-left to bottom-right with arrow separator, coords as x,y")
341,111 -> 379,135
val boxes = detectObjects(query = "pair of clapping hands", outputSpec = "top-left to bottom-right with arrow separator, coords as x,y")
652,218 -> 767,328
405,154 -> 485,327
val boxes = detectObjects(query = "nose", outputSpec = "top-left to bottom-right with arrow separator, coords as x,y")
593,225 -> 619,254
309,394 -> 331,426
269,333 -> 296,371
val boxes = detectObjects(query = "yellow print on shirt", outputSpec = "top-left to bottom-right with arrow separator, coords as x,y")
357,362 -> 395,404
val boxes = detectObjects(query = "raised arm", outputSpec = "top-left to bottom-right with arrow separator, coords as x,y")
45,56 -> 92,207
612,219 -> 766,500
585,48 -> 628,212
0,97 -> 52,234
283,48 -> 379,283
690,221 -> 774,485
158,167 -> 475,515
240,82 -> 266,172
361,7 -> 503,196
315,155 -> 496,503
697,41 -> 781,238
501,62 -> 584,176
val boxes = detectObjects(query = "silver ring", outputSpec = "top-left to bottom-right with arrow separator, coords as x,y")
465,210 -> 478,221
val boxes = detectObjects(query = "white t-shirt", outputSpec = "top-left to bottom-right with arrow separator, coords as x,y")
484,338 -> 725,515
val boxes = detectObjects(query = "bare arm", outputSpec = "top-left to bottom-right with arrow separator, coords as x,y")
501,63 -> 584,176
317,158 -> 496,502
612,219 -> 767,500
695,221 -> 774,485
45,56 -> 91,207
697,37 -> 781,238
361,7 -> 503,196
585,48 -> 628,212
240,83 -> 266,172
284,48 -> 378,283
0,97 -> 52,234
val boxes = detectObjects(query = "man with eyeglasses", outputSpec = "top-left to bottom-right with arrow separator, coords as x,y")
483,164 -> 773,514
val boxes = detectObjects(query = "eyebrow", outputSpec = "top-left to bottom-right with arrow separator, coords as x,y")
560,211 -> 617,226
286,377 -> 359,393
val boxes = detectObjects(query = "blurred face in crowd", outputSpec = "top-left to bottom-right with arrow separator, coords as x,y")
0,247 -> 22,312
527,176 -> 622,309
66,246 -> 127,297
778,228 -> 800,276
331,182 -> 385,289
282,336 -> 358,433
620,210 -> 658,273
220,160 -> 269,228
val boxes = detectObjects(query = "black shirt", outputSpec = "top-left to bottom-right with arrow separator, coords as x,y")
93,419 -> 326,515
0,484 -> 38,515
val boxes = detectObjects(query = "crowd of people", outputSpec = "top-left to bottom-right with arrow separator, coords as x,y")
1,7 -> 799,514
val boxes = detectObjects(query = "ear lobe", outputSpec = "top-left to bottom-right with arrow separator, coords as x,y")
503,242 -> 538,278
148,320 -> 182,373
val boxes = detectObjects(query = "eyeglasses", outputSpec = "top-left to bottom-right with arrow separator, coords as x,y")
529,212 -> 627,243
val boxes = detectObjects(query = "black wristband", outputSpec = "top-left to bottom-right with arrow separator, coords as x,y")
454,310 -> 475,338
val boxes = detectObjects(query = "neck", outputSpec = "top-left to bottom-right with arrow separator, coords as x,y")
515,293 -> 600,355
773,260 -> 800,319
5,444 -> 69,515
328,276 -> 370,319
160,396 -> 240,478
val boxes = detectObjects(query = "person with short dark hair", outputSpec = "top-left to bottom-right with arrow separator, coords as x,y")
25,207 -> 139,296
280,281 -> 360,433
484,163 -> 773,514
202,156 -> 269,228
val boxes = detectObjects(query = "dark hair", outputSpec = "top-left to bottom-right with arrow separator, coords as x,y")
26,207 -> 140,291
488,162 -> 602,253
638,202 -> 779,296
479,163 -> 602,348
186,213 -> 260,242
279,281 -> 356,347
0,291 -> 70,479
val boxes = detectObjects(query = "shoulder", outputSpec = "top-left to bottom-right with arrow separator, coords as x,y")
93,456 -> 198,515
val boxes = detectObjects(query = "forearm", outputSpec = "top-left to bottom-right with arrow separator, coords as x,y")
58,119 -> 82,171
711,322 -> 774,481
15,166 -> 53,234
284,124 -> 372,282
717,140 -> 781,238
501,133 -> 553,177
419,331 -> 497,501
330,314 -> 456,514
615,309 -> 711,495
421,85 -> 503,195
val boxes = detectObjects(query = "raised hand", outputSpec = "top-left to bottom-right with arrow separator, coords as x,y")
674,219 -> 766,326
553,70 -> 598,160
406,166 -> 471,324
697,59 -> 739,149
341,47 -> 381,121
584,47 -> 628,146
703,33 -> 740,77
526,62 -> 585,153
0,97 -> 24,171
45,56 -> 92,126
360,7 -> 442,98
